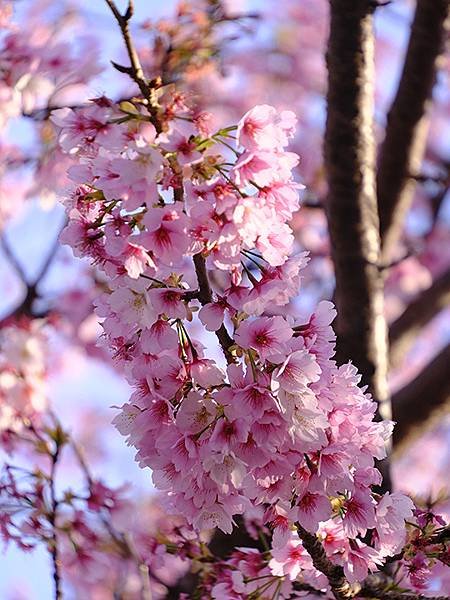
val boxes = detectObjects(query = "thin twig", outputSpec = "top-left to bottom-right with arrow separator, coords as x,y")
34,221 -> 66,285
1,235 -> 28,283
104,0 -> 162,133
71,439 -> 156,598
0,224 -> 64,323
360,586 -> 449,600
48,447 -> 62,600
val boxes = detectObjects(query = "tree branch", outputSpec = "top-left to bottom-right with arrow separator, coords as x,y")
48,446 -> 62,599
377,0 -> 450,262
1,235 -> 28,283
296,526 -> 450,600
360,588 -> 449,600
323,0 -> 390,485
192,253 -> 235,363
0,226 -> 63,324
389,268 -> 450,366
296,523 -> 356,600
392,344 -> 450,450
71,439 -> 155,598
104,0 -> 162,133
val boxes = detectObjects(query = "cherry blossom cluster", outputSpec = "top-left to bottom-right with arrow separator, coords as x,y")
400,506 -> 450,592
57,487 -> 192,599
0,313 -> 193,598
0,2 -> 448,597
0,319 -> 48,451
54,97 -> 420,592
0,8 -> 99,128
209,547 -> 297,599
0,454 -> 191,598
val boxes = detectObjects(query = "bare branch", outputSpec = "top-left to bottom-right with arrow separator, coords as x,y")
1,234 -> 28,284
0,226 -> 63,323
389,269 -> 450,366
104,0 -> 162,133
392,344 -> 450,451
377,0 -> 450,262
48,444 -> 62,599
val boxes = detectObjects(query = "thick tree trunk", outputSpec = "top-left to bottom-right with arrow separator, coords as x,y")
324,0 -> 391,487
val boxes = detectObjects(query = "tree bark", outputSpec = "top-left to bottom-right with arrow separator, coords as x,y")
392,344 -> 450,451
389,268 -> 450,366
324,1 -> 390,436
377,0 -> 450,263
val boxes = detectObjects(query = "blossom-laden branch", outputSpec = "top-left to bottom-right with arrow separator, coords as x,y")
192,252 -> 235,362
70,439 -> 154,600
296,523 -> 355,600
53,84 -> 434,599
1,409 -> 189,598
2,1 -> 449,597
377,0 -> 450,262
0,2 -> 438,596
296,521 -> 450,600
45,2 -> 450,594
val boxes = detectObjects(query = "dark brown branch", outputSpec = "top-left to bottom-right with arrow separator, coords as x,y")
360,588 -> 448,600
323,0 -> 390,486
192,253 -> 214,305
377,0 -> 450,262
425,524 -> 450,547
295,523 -> 356,600
294,528 -> 450,600
48,447 -> 62,600
192,253 -> 235,363
429,181 -> 449,225
0,226 -> 63,324
392,344 -> 450,450
389,268 -> 450,366
1,235 -> 27,283
104,0 -> 162,133
412,173 -> 449,186
292,581 -> 326,596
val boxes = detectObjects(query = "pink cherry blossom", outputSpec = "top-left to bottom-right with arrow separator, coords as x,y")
269,534 -> 312,580
235,316 -> 293,361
